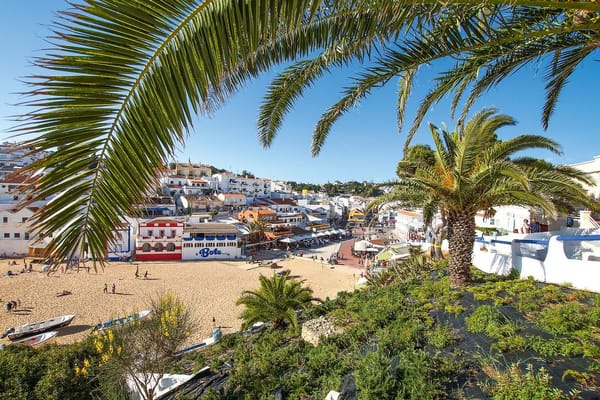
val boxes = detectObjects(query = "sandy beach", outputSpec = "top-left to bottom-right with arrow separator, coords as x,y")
0,255 -> 359,347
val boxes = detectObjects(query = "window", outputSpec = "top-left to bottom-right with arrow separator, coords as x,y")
154,243 -> 164,252
22,217 -> 28,223
3,233 -> 9,238
166,243 -> 175,251
159,229 -> 165,238
24,232 -> 29,240
142,243 -> 151,252
2,217 -> 7,223
14,233 -> 20,239
147,229 -> 153,237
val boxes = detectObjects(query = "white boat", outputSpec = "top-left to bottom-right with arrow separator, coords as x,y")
94,310 -> 151,332
127,366 -> 210,400
11,331 -> 58,346
245,321 -> 266,334
174,328 -> 222,356
1,314 -> 75,341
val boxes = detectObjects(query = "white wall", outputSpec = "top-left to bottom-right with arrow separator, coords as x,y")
472,231 -> 600,293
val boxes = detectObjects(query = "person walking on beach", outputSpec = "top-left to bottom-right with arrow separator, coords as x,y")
103,283 -> 108,293
111,283 -> 116,294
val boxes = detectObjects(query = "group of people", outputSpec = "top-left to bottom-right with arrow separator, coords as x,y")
4,259 -> 34,275
5,299 -> 21,312
521,218 -> 541,234
103,283 -> 116,294
134,269 -> 149,279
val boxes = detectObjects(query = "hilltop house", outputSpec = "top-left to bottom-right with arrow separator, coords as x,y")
237,208 -> 277,224
216,192 -> 246,208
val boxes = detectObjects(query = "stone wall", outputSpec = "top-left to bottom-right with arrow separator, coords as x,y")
301,316 -> 344,346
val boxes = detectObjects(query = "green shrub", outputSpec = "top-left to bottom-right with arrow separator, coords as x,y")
526,335 -> 583,358
536,302 -> 592,335
482,363 -> 571,400
0,340 -> 99,400
426,323 -> 458,349
354,350 -> 398,400
465,305 -> 507,334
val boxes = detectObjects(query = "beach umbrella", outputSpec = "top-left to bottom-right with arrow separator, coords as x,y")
376,251 -> 394,261
353,240 -> 372,251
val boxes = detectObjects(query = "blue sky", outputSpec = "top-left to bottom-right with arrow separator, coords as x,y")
2,1 -> 599,184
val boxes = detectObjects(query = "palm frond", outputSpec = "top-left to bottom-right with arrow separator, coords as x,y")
12,0 -> 320,266
543,45 -> 595,128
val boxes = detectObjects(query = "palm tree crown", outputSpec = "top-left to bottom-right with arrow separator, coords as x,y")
236,271 -> 319,330
373,109 -> 597,287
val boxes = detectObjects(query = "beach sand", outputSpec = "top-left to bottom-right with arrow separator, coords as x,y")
0,256 -> 358,347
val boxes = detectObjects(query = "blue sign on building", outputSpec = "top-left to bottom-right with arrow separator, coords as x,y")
196,248 -> 222,258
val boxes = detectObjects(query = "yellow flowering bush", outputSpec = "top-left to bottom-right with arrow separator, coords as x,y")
158,290 -> 188,340
93,329 -> 123,364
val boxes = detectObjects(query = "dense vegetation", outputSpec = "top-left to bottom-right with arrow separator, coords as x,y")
288,181 -> 383,197
2,259 -> 598,399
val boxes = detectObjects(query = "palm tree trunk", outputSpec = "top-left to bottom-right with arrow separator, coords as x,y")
430,224 -> 445,259
447,211 -> 476,287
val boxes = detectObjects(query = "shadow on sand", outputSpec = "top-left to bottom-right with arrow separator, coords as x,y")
57,324 -> 93,337
11,308 -> 33,316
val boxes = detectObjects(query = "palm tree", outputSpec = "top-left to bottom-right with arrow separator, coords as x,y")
247,218 -> 271,245
11,1 -> 600,263
370,109 -> 598,287
236,271 -> 319,331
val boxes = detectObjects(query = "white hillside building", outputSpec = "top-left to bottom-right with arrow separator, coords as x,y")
474,206 -> 531,234
0,141 -> 52,179
570,155 -> 600,200
0,205 -> 37,257
212,173 -> 271,198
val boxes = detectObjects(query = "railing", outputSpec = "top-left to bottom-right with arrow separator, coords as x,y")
513,238 -> 549,261
587,214 -> 600,229
555,234 -> 600,261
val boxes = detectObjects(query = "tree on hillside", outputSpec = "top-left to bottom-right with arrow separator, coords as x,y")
396,145 -> 436,177
370,109 -> 598,287
237,271 -> 319,331
12,1 -> 600,264
94,291 -> 197,400
247,217 -> 271,244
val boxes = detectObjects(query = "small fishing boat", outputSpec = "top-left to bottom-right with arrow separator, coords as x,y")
127,366 -> 211,400
1,314 -> 75,341
11,331 -> 58,346
174,328 -> 222,356
94,310 -> 151,332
